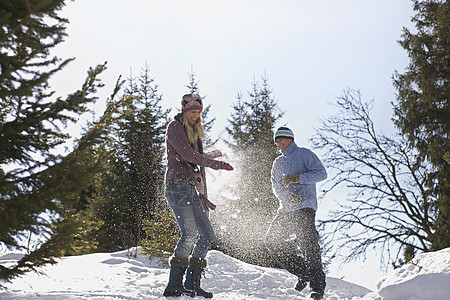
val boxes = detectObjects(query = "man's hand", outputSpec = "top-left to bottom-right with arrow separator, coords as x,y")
286,194 -> 302,207
282,174 -> 299,187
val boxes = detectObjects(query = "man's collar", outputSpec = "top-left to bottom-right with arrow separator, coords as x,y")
282,141 -> 297,156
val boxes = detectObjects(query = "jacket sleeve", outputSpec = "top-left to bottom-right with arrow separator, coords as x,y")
271,159 -> 289,201
166,121 -> 221,170
298,149 -> 327,184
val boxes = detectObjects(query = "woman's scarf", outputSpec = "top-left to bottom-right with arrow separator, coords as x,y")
175,113 -> 217,212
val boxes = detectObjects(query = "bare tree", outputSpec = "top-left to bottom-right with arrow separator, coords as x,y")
311,89 -> 436,266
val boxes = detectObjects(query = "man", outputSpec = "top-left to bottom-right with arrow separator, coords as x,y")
264,126 -> 327,300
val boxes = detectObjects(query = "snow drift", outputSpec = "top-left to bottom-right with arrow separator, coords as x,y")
0,247 -> 449,299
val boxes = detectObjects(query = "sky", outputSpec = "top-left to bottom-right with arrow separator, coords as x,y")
49,0 -> 416,291
1,247 -> 449,299
53,0 -> 414,144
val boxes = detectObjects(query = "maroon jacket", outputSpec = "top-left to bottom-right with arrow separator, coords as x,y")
165,115 -> 221,191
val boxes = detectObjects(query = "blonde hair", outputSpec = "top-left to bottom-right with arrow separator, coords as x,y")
183,113 -> 205,145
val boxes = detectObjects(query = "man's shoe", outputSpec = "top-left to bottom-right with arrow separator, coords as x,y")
295,278 -> 308,292
310,291 -> 324,300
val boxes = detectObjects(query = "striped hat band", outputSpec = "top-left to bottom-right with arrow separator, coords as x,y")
274,127 -> 294,141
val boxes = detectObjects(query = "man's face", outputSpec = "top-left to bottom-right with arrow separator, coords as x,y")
275,138 -> 292,152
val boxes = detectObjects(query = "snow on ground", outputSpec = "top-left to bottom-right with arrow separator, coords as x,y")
368,247 -> 450,300
0,247 -> 449,300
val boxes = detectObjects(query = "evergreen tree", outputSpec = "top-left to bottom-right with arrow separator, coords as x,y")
89,65 -> 170,252
212,75 -> 284,266
393,0 -> 450,250
140,210 -> 180,262
185,68 -> 217,147
0,0 -> 126,282
0,0 -> 72,100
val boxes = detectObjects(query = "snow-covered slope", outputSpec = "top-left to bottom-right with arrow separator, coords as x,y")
364,247 -> 450,300
0,247 -> 449,299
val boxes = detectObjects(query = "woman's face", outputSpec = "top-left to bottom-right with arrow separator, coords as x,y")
186,110 -> 202,126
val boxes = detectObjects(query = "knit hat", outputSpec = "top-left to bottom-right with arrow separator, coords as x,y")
181,94 -> 203,113
274,126 -> 294,142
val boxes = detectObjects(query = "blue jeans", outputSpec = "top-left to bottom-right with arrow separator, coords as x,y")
165,182 -> 215,259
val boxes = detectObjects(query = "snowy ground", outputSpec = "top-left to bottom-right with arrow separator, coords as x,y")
0,247 -> 449,300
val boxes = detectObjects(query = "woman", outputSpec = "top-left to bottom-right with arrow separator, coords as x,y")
163,94 -> 233,298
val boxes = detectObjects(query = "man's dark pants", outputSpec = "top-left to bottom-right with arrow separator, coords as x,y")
264,208 -> 326,294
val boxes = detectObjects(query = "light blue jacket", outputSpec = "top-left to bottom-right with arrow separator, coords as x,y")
271,141 -> 327,212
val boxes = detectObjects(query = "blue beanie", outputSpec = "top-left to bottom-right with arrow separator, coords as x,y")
274,126 -> 294,142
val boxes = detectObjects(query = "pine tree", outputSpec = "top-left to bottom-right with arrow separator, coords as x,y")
185,68 -> 217,147
393,0 -> 450,250
140,210 -> 180,262
88,65 -> 170,252
0,0 -> 72,100
212,75 -> 284,266
0,0 -> 126,282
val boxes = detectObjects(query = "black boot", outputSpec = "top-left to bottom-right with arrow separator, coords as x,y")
309,268 -> 325,300
295,277 -> 308,292
185,256 -> 213,298
310,291 -> 324,300
163,256 -> 195,297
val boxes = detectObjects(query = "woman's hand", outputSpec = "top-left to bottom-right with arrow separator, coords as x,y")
220,161 -> 234,171
208,149 -> 223,158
